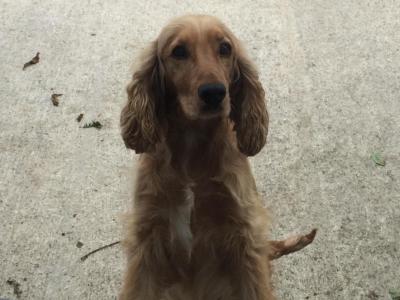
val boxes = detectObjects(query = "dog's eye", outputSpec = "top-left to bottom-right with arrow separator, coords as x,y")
171,45 -> 189,59
219,42 -> 232,56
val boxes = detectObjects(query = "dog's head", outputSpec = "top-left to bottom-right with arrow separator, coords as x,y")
121,15 -> 268,156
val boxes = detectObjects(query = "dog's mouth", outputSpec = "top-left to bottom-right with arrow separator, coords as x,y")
176,94 -> 229,121
202,102 -> 223,112
199,100 -> 228,119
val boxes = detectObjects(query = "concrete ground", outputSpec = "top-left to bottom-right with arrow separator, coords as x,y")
1,0 -> 399,299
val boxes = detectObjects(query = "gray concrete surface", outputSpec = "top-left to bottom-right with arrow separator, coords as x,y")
1,0 -> 399,299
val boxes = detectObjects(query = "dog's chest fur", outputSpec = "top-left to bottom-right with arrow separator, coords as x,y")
168,134 -> 213,255
167,124 -> 227,256
169,186 -> 194,254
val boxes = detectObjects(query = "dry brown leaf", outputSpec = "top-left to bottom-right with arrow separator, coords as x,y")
76,113 -> 84,122
51,93 -> 63,106
23,52 -> 40,70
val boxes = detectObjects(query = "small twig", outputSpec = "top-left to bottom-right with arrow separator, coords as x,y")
80,241 -> 120,261
80,230 -> 316,262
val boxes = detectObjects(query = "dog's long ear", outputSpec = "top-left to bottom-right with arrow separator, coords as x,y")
120,41 -> 164,153
230,45 -> 269,156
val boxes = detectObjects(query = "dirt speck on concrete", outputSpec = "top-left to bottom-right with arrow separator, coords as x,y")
6,278 -> 22,298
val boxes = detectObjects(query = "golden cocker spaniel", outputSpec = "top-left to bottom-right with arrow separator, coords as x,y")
120,15 -> 315,300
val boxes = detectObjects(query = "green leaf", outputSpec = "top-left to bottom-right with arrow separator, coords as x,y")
371,153 -> 386,166
389,289 -> 400,300
83,121 -> 102,130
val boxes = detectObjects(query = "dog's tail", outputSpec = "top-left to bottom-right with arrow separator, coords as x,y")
268,229 -> 317,260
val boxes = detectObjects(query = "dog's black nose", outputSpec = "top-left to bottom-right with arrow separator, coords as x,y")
198,83 -> 226,108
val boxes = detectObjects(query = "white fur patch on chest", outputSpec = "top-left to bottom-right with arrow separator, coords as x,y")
169,186 -> 194,254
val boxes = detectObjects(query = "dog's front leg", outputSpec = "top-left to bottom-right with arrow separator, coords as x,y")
120,168 -> 191,300
192,180 -> 275,300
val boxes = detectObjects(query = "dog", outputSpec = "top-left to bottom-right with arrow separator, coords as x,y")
119,15 -> 315,300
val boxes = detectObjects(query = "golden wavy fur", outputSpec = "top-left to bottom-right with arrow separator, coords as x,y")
119,15 -> 315,300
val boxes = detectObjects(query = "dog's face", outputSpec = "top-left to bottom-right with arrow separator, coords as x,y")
159,17 -> 235,120
121,15 -> 268,156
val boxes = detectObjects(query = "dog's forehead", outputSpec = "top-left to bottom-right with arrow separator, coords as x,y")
193,24 -> 225,40
159,16 -> 228,47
